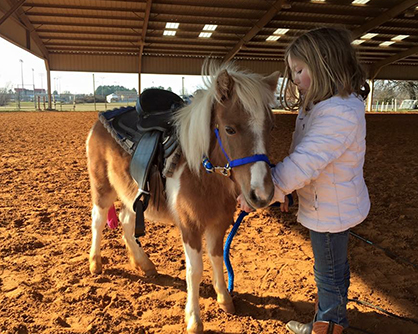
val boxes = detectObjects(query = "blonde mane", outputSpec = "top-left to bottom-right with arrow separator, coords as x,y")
174,61 -> 275,175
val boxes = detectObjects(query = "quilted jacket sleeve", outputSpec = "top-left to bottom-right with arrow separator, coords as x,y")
271,103 -> 359,203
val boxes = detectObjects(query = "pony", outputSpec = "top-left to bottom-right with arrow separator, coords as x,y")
86,61 -> 280,333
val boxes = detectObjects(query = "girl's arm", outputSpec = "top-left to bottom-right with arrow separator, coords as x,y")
271,104 -> 361,202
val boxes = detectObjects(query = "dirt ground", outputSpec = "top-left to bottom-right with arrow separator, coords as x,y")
1,111 -> 417,334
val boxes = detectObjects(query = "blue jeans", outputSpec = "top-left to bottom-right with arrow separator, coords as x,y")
310,229 -> 350,328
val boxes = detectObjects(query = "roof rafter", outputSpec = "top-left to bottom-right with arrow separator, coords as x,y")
5,0 -> 49,59
370,45 -> 418,78
138,0 -> 152,72
23,3 -> 144,13
30,21 -> 142,29
351,0 -> 418,39
24,12 -> 144,21
0,0 -> 25,26
223,0 -> 287,62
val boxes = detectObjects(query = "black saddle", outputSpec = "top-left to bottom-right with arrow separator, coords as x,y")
99,89 -> 184,241
104,89 -> 183,157
137,88 -> 184,132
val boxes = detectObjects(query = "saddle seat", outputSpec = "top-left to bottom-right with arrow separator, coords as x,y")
137,88 -> 184,132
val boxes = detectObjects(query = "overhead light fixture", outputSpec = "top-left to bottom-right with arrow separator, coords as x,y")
203,24 -> 217,31
311,0 -> 326,3
199,32 -> 212,38
163,30 -> 176,36
379,41 -> 395,47
273,28 -> 290,35
164,22 -> 179,37
352,0 -> 370,5
266,35 -> 280,41
391,35 -> 409,41
266,27 -> 289,42
352,39 -> 365,45
165,22 -> 179,29
361,33 -> 378,39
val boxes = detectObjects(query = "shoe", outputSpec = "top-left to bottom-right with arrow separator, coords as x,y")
312,321 -> 343,334
286,321 -> 313,334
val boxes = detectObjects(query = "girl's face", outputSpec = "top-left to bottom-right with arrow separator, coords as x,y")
288,55 -> 311,95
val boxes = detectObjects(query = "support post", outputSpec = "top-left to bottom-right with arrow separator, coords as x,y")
367,79 -> 374,112
45,59 -> 52,110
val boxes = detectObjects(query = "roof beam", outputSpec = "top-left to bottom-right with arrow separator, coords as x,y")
351,0 -> 418,39
25,12 -> 144,21
30,21 -> 142,29
0,0 -> 26,26
37,29 -> 140,37
5,0 -> 49,59
138,0 -> 152,92
23,3 -> 144,13
139,0 -> 152,66
370,45 -> 418,79
223,0 -> 288,62
41,36 -> 141,43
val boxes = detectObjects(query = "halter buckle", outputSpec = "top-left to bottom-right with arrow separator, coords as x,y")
214,165 -> 231,177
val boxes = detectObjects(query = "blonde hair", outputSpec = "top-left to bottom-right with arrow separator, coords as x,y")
280,27 -> 369,112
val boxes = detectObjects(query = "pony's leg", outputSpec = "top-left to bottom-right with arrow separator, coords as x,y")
89,185 -> 116,275
182,238 -> 204,334
89,204 -> 109,274
205,226 -> 235,313
119,207 -> 157,277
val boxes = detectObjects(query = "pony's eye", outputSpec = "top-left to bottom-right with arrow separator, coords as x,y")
225,126 -> 236,135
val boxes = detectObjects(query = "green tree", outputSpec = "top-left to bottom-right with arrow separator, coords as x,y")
95,85 -> 137,96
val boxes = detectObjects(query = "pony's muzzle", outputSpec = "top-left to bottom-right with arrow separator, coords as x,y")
248,187 -> 274,209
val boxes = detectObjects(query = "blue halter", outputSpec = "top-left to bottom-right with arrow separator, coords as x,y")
202,127 -> 272,176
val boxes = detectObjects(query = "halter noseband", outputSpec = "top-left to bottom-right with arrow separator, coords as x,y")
202,126 -> 272,177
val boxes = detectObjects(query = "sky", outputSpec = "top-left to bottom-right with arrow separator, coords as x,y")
0,37 -> 205,96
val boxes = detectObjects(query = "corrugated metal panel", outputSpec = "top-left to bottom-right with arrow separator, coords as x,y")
49,53 -> 138,73
0,0 -> 417,79
142,56 -> 204,75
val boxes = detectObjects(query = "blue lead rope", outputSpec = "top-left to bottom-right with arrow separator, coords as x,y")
223,210 -> 249,293
224,195 -> 293,293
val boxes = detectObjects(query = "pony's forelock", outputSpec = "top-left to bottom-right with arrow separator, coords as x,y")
174,60 -> 275,175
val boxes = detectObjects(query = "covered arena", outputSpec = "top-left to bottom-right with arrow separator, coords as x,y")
1,1 -> 418,333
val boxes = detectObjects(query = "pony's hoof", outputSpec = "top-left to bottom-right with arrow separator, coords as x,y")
89,262 -> 102,275
219,301 -> 235,314
144,268 -> 158,277
89,256 -> 102,275
187,321 -> 203,334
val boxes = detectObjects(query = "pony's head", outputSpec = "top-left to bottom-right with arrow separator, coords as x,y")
175,61 -> 280,209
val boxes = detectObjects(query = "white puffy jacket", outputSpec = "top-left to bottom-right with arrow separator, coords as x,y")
272,94 -> 370,233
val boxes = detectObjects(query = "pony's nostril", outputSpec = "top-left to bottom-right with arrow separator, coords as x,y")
249,189 -> 258,202
249,188 -> 274,208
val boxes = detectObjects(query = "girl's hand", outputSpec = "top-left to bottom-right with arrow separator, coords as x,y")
237,194 -> 254,213
280,195 -> 290,213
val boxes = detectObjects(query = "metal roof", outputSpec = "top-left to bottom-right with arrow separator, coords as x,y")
1,0 -> 418,79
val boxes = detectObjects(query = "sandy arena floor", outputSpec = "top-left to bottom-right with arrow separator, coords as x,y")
0,111 -> 417,334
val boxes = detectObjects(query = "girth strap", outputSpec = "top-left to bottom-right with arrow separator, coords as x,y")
130,131 -> 162,238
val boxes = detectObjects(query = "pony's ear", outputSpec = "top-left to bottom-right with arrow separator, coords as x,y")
216,69 -> 234,100
263,71 -> 281,92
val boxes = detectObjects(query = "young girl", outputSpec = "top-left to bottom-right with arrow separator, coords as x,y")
239,27 -> 370,334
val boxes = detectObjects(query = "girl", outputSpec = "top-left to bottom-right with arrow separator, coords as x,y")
239,27 -> 370,334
